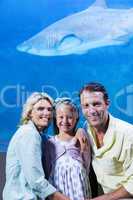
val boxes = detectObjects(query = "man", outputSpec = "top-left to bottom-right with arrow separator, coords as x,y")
80,82 -> 133,200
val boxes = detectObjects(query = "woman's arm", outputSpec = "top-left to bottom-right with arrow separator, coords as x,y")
16,131 -> 57,199
49,191 -> 70,200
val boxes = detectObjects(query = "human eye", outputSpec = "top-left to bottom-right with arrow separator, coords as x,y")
68,116 -> 73,120
93,102 -> 102,107
47,107 -> 53,112
82,103 -> 89,109
58,115 -> 63,119
37,106 -> 44,111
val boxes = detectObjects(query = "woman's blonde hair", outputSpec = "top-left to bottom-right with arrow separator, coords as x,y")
20,92 -> 54,125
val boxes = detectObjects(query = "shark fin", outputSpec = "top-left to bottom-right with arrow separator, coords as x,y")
91,0 -> 107,8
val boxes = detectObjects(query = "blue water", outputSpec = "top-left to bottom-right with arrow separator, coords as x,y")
0,0 -> 133,151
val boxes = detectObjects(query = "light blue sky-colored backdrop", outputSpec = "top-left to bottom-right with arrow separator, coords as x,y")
0,0 -> 133,151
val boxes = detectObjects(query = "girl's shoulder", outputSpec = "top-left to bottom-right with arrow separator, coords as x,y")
45,135 -> 58,147
47,135 -> 56,142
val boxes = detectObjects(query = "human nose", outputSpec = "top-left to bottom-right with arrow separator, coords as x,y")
62,117 -> 68,123
43,108 -> 52,116
87,105 -> 96,114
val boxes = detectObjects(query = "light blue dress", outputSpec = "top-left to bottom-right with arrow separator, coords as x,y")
3,121 -> 56,200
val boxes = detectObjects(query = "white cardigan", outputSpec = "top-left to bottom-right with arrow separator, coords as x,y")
3,121 -> 56,200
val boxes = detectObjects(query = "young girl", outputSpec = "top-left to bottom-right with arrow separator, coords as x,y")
44,97 -> 91,200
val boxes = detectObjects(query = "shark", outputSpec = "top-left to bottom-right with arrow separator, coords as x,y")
17,0 -> 133,56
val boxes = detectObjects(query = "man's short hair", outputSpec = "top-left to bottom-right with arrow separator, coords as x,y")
79,82 -> 109,102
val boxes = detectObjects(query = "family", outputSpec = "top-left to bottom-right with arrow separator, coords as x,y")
3,82 -> 133,200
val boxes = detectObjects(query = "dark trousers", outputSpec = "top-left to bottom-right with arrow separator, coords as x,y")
0,152 -> 6,200
89,163 -> 98,198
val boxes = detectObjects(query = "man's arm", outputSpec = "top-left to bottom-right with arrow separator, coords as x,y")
75,128 -> 89,152
89,186 -> 132,200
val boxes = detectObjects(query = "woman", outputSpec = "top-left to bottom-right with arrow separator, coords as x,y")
3,92 -> 70,200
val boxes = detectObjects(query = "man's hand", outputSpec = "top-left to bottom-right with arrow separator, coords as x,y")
88,194 -> 109,200
49,191 -> 71,200
87,186 -> 132,200
75,128 -> 89,152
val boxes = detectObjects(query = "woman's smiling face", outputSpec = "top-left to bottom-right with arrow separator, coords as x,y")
30,99 -> 53,132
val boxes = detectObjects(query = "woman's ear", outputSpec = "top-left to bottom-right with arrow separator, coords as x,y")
28,110 -> 32,120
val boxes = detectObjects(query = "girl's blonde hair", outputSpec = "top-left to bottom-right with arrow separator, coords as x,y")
20,92 -> 54,125
54,97 -> 79,119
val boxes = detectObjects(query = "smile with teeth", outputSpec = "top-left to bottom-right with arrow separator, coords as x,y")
88,115 -> 99,120
61,124 -> 71,127
40,116 -> 49,121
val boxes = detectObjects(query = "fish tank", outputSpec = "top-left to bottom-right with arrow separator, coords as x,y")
0,0 -> 133,152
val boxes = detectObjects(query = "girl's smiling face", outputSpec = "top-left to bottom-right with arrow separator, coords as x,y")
56,104 -> 77,134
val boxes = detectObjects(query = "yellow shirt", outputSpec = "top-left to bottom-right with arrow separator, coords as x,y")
86,114 -> 133,195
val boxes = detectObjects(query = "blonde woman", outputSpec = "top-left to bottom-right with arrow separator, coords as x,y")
3,92 -> 87,200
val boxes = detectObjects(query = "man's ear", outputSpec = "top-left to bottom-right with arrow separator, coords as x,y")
106,99 -> 110,107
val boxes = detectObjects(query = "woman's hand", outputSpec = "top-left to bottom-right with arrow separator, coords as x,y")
75,128 -> 89,152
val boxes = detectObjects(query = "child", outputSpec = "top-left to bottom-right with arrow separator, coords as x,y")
44,97 -> 91,200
